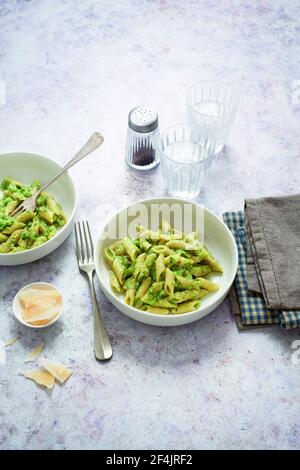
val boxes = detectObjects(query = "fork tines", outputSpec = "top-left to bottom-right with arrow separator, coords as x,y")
10,204 -> 25,218
74,220 -> 94,265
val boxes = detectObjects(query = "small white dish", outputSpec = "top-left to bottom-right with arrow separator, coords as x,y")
0,152 -> 77,266
13,282 -> 63,329
95,197 -> 238,327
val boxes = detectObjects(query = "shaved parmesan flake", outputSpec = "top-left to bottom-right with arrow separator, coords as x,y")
20,288 -> 60,308
23,369 -> 55,389
25,342 -> 45,363
4,336 -> 19,347
22,307 -> 60,323
19,286 -> 62,326
40,357 -> 73,383
27,319 -> 52,326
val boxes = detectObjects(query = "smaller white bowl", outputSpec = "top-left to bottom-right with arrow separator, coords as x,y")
0,152 -> 77,266
13,282 -> 63,329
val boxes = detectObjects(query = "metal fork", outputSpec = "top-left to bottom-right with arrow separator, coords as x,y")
11,132 -> 104,218
75,220 -> 112,361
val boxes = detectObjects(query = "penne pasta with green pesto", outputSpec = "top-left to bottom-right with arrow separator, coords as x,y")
104,221 -> 223,315
0,177 -> 67,253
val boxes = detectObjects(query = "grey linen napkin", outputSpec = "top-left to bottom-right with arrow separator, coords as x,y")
245,194 -> 300,310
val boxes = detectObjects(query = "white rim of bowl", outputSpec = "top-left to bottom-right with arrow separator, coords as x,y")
13,281 -> 63,328
96,196 -> 238,319
186,80 -> 239,117
0,152 -> 78,257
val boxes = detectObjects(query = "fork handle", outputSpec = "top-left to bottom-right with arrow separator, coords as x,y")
36,132 -> 104,196
87,272 -> 112,361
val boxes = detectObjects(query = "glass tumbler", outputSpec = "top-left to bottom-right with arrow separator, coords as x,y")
186,81 -> 238,153
159,123 -> 215,200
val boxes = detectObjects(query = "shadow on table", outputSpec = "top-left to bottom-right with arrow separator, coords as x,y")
99,283 -> 300,370
100,292 -> 234,369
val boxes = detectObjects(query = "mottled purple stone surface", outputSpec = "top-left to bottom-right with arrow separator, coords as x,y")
0,0 -> 300,450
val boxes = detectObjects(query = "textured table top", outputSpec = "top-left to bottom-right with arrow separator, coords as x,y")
1,0 -> 300,450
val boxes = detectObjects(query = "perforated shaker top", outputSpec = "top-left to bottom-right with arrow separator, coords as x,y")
128,106 -> 158,133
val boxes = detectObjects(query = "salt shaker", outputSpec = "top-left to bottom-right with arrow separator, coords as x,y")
125,106 -> 160,170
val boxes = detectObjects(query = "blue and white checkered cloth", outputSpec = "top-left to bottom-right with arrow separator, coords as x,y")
223,211 -> 300,329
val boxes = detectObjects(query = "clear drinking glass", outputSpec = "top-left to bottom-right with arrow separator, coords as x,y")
186,81 -> 238,153
159,123 -> 215,199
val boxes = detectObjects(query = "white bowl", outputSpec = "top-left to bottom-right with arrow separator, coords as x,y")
95,197 -> 238,326
0,152 -> 77,265
13,281 -> 63,329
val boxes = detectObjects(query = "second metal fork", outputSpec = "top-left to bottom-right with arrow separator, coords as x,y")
11,132 -> 104,218
75,220 -> 112,361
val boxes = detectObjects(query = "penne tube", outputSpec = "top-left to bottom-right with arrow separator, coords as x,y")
0,243 -> 10,253
139,229 -> 161,241
165,240 -> 198,250
155,253 -> 165,282
4,228 -> 24,250
171,300 -> 200,314
0,233 -> 8,243
175,274 -> 194,290
195,277 -> 219,291
113,243 -> 126,256
164,255 -> 193,267
152,281 -> 164,294
197,247 -> 223,272
190,265 -> 212,277
4,200 -> 18,215
169,290 -> 200,303
134,252 -> 146,280
164,268 -> 175,296
192,289 -> 209,300
138,253 -> 156,281
125,288 -> 135,306
150,245 -> 174,256
123,237 -> 140,261
32,235 -> 48,248
3,222 -> 25,235
144,306 -> 169,315
136,277 -> 152,299
39,209 -> 54,224
104,247 -> 115,267
28,219 -> 40,238
137,238 -> 152,252
112,256 -> 127,285
15,210 -> 35,224
141,296 -> 174,309
46,196 -> 58,213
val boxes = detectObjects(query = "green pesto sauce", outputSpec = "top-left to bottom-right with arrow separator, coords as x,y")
0,215 -> 14,230
0,177 -> 66,253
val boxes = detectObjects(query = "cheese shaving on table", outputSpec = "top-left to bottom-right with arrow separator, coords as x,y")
25,342 -> 45,363
4,336 -> 19,347
22,369 -> 55,389
40,357 -> 73,383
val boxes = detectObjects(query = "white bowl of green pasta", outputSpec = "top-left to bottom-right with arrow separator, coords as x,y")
95,197 -> 238,326
0,152 -> 77,266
